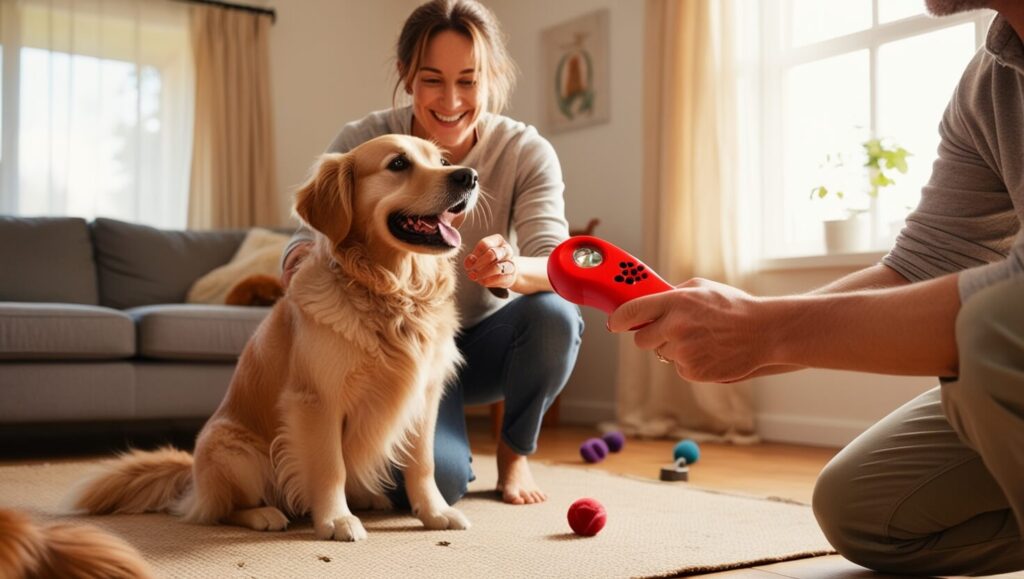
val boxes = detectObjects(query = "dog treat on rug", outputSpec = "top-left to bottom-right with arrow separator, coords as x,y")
579,437 -> 609,463
602,431 -> 625,453
567,498 -> 607,536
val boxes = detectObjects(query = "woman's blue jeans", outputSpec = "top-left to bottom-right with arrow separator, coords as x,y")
388,292 -> 584,507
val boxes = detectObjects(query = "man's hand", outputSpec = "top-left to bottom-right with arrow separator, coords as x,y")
608,278 -> 778,383
281,242 -> 312,289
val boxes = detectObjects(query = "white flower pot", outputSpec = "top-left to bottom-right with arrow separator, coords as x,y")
823,216 -> 869,254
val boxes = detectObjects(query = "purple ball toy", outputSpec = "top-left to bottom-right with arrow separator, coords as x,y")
602,431 -> 625,453
579,437 -> 610,463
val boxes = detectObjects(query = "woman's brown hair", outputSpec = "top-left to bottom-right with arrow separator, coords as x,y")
394,0 -> 517,115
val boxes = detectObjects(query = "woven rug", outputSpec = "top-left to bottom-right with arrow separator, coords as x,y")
0,456 -> 834,578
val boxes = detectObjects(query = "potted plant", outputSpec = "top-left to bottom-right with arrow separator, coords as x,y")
811,137 -> 910,254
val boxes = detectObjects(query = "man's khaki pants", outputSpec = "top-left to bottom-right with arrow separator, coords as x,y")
812,279 -> 1024,575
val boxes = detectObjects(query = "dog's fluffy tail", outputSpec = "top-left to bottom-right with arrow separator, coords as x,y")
67,446 -> 193,516
0,508 -> 154,579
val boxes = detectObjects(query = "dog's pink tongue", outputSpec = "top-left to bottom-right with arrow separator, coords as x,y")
437,221 -> 461,247
438,213 -> 461,247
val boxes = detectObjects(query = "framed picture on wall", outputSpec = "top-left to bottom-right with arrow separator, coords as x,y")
542,9 -> 611,134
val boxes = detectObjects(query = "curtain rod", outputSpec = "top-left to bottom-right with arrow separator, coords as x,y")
173,0 -> 276,24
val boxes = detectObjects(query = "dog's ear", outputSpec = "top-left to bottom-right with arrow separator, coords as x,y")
294,153 -> 354,246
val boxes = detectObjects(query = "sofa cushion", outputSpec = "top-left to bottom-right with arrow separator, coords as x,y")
0,217 -> 99,305
0,303 -> 135,360
128,304 -> 270,361
0,362 -> 136,422
91,218 -> 247,309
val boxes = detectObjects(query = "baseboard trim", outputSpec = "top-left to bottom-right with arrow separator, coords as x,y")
558,398 -> 615,425
756,413 -> 872,447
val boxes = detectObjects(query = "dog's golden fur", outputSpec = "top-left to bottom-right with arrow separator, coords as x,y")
66,135 -> 477,542
0,508 -> 154,578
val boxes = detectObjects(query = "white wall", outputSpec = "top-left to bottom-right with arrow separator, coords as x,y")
261,1 -> 929,447
266,0 -> 418,218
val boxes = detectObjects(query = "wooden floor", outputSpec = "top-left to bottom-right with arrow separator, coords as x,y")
4,418 -> 1021,578
467,417 -> 833,504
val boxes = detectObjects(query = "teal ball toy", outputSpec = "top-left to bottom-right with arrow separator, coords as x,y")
673,439 -> 700,464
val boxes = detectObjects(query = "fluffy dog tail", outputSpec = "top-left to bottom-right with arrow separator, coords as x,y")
0,508 -> 154,579
67,447 -> 193,516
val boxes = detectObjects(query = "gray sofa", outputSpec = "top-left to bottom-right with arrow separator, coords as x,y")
0,216 -> 272,426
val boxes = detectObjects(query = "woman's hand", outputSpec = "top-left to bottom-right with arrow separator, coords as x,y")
281,242 -> 313,289
463,234 -> 518,290
608,278 -> 779,383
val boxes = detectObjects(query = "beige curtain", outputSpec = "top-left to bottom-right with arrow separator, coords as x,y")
188,5 -> 277,229
611,0 -> 757,443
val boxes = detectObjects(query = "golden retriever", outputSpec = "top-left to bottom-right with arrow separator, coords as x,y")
66,134 -> 477,542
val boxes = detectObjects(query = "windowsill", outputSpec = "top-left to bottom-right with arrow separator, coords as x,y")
757,250 -> 887,272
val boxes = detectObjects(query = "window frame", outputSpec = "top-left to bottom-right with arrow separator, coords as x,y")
755,1 -> 993,262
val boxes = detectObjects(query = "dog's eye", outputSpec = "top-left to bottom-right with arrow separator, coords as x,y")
440,158 -> 451,167
388,155 -> 411,172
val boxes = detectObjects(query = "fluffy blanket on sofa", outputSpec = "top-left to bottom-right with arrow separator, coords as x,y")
187,228 -> 288,305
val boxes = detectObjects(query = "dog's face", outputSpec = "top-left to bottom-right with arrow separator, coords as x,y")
295,134 -> 478,256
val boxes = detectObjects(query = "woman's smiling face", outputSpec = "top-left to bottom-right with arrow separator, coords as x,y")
409,30 -> 484,158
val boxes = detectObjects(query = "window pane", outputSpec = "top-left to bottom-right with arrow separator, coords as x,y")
876,24 -> 977,243
13,0 -> 192,228
878,0 -> 926,23
780,50 -> 870,257
790,0 -> 872,46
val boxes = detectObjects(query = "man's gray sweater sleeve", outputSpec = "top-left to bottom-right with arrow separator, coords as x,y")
882,47 -> 1021,301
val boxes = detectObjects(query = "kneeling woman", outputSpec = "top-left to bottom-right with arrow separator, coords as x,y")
282,0 -> 583,505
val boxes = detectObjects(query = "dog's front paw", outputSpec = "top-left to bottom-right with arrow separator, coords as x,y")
416,506 -> 471,531
315,515 -> 368,542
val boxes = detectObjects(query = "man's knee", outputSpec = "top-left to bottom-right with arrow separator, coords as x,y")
813,452 -> 869,564
812,441 -> 926,574
813,458 -> 926,573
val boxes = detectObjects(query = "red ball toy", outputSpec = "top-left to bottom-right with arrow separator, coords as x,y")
567,497 -> 607,536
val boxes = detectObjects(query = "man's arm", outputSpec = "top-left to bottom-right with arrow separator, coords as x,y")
728,263 -> 912,380
609,268 -> 959,383
769,272 -> 959,377
810,263 -> 910,293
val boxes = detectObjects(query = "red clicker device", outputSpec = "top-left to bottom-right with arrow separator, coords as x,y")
547,236 -> 673,317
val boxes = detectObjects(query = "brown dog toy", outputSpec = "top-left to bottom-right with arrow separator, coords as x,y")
225,274 -> 284,307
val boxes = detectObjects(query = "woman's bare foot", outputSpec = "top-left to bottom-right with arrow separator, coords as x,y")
495,439 -> 547,505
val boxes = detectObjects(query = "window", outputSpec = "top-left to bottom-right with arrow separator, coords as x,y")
0,0 -> 194,229
738,1 -> 992,260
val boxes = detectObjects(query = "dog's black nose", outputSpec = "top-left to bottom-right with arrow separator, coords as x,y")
449,168 -> 478,191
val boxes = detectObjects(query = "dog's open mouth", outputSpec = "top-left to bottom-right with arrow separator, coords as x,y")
388,199 -> 469,248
